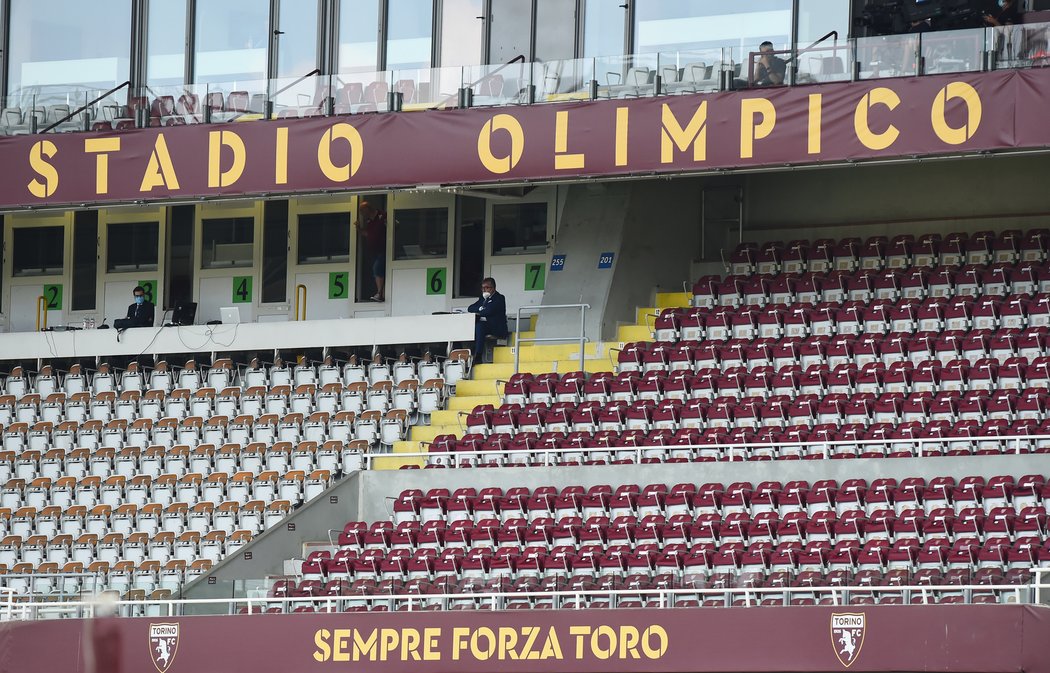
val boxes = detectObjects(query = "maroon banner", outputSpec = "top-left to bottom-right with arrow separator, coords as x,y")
1,69 -> 1049,209
1,605 -> 1048,673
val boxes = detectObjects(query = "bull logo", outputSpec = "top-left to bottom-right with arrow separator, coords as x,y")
830,613 -> 865,667
149,623 -> 180,673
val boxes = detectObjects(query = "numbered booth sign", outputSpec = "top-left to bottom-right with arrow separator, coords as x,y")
232,276 -> 253,304
524,263 -> 545,291
43,284 -> 63,310
329,272 -> 349,299
426,268 -> 446,295
137,280 -> 157,305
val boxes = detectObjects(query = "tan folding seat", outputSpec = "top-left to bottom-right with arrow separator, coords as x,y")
206,358 -> 234,389
187,558 -> 213,580
213,501 -> 240,533
60,504 -> 87,537
35,506 -> 62,538
279,412 -> 304,442
202,415 -> 228,445
173,532 -> 200,563
239,500 -> 267,532
100,475 -> 126,508
39,448 -> 65,480
149,531 -> 175,563
304,470 -> 331,501
72,533 -> 98,564
90,447 -> 116,478
15,450 -> 41,480
25,477 -> 52,509
45,533 -> 72,565
265,500 -> 292,528
266,441 -> 293,473
278,470 -> 305,502
240,442 -> 265,473
28,421 -> 53,450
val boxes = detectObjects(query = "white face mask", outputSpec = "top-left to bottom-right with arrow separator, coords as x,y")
482,291 -> 492,299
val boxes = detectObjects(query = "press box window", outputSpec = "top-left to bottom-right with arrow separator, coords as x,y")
107,221 -> 159,272
12,226 -> 64,277
393,208 -> 448,260
492,202 -> 548,255
298,212 -> 350,264
202,217 -> 254,268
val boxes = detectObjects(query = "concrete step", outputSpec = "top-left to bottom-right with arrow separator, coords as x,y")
409,424 -> 459,442
473,361 -> 556,379
492,342 -> 601,364
635,306 -> 659,325
429,409 -> 461,426
454,378 -> 501,397
617,324 -> 653,342
511,331 -> 535,346
656,291 -> 692,309
448,394 -> 501,411
393,440 -> 426,454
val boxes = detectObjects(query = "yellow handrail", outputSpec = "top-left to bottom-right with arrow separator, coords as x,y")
36,296 -> 48,331
294,284 -> 307,321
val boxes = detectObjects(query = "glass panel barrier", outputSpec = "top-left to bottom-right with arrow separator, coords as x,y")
854,33 -> 920,80
793,41 -> 852,85
466,60 -> 533,107
530,58 -> 589,103
658,51 -> 723,95
594,53 -> 659,100
391,66 -> 464,110
920,26 -> 984,75
331,70 -> 392,114
992,21 -> 1050,68
200,79 -> 270,123
138,83 -> 211,126
268,73 -> 329,120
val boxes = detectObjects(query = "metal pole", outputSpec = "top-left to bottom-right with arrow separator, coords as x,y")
579,305 -> 586,372
514,307 -> 523,374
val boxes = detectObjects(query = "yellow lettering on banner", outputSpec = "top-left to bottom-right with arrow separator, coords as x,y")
570,626 -> 591,659
591,625 -> 616,660
471,627 -> 496,661
477,114 -> 524,174
353,628 -> 378,661
275,127 -> 289,184
380,628 -> 399,661
521,627 -> 541,660
641,626 -> 669,659
208,130 -> 246,188
619,625 -> 641,659
318,123 -> 364,182
498,627 -> 520,661
808,93 -> 823,155
615,107 -> 629,166
332,629 -> 351,662
932,81 -> 982,145
28,140 -> 59,199
452,627 -> 470,661
554,110 -> 585,170
854,87 -> 901,151
139,134 -> 181,192
422,628 -> 441,661
740,98 -> 777,159
313,629 -> 332,662
85,137 -> 121,195
400,628 -> 421,661
660,103 -> 707,163
541,627 -> 563,660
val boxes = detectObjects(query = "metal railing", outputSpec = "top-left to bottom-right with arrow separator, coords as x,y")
362,432 -> 1048,469
513,304 -> 590,375
2,574 -> 1048,620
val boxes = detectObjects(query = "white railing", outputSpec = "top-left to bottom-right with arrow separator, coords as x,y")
2,576 -> 1049,621
363,433 -> 1047,469
513,304 -> 590,374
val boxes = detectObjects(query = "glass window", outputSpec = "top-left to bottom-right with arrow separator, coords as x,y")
147,0 -> 187,87
393,208 -> 448,260
107,222 -> 159,272
337,0 -> 380,72
492,203 -> 548,255
440,0 -> 484,67
387,0 -> 433,71
72,212 -> 98,312
298,212 -> 350,264
535,0 -> 576,62
633,0 -> 792,54
6,0 -> 132,104
488,0 -> 532,64
583,0 -> 627,58
263,201 -> 289,303
194,0 -> 269,84
12,226 -> 64,277
166,206 -> 195,309
797,0 -> 851,44
277,0 -> 320,78
202,217 -> 255,268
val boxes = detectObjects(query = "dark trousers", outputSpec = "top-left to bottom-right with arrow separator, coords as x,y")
473,321 -> 507,361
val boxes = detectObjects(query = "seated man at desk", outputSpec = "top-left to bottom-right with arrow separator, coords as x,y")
468,277 -> 508,362
116,286 -> 155,328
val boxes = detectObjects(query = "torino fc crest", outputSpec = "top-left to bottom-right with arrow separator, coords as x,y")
149,623 -> 180,673
830,613 -> 866,668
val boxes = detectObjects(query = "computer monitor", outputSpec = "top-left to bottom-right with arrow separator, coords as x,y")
171,302 -> 197,326
219,306 -> 242,324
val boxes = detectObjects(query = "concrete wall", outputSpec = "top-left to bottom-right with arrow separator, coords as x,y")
356,454 -> 1050,522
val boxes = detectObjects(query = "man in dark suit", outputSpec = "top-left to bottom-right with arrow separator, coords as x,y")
123,285 -> 155,327
467,277 -> 508,362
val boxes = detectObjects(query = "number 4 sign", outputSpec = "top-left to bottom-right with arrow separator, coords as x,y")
232,276 -> 253,304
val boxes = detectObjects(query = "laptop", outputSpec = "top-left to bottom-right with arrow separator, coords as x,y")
171,302 -> 197,326
219,306 -> 242,324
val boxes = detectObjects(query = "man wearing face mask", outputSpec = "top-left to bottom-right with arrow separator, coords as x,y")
123,286 -> 155,328
467,277 -> 508,362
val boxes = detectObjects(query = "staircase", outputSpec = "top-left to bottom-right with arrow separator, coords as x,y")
373,291 -> 692,469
